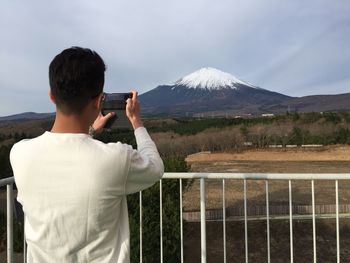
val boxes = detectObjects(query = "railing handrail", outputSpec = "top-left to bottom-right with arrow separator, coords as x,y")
0,177 -> 14,187
163,172 -> 350,180
2,173 -> 350,187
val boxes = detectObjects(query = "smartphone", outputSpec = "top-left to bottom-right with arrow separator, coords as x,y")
101,92 -> 133,129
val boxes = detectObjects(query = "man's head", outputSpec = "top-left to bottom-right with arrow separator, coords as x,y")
49,47 -> 106,115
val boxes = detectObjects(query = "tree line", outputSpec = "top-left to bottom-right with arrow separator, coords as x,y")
151,112 -> 350,157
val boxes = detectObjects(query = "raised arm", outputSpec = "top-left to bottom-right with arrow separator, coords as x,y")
125,127 -> 164,194
125,90 -> 163,194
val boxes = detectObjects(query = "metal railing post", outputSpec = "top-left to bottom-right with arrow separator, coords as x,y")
24,215 -> 26,263
139,191 -> 143,263
7,183 -> 14,263
311,180 -> 317,263
180,179 -> 184,263
160,180 -> 163,263
244,179 -> 248,263
289,180 -> 294,263
266,180 -> 271,263
222,179 -> 227,263
200,178 -> 207,263
336,180 -> 340,263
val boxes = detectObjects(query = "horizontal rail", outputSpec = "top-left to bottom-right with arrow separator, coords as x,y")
2,173 -> 350,187
182,204 -> 350,221
0,177 -> 15,187
163,173 -> 350,180
202,213 -> 350,221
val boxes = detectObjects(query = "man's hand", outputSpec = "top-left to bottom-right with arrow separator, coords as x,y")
91,112 -> 115,134
126,91 -> 143,130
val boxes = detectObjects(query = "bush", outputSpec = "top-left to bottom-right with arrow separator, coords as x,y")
129,155 -> 188,263
335,128 -> 350,144
0,210 -> 24,253
0,145 -> 13,179
323,112 -> 342,124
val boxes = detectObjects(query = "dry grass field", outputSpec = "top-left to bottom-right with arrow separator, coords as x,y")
184,145 -> 350,211
186,145 -> 350,162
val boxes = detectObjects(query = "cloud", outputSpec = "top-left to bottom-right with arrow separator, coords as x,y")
0,0 -> 349,115
252,20 -> 350,95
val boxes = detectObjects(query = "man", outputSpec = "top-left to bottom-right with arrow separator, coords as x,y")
10,47 -> 164,262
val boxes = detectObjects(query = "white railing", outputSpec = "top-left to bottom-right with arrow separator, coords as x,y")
0,177 -> 15,263
1,173 -> 350,263
156,173 -> 350,263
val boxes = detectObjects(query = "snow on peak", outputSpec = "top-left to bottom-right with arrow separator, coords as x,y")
175,67 -> 255,90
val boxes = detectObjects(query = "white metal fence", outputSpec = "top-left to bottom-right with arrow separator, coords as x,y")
1,173 -> 350,263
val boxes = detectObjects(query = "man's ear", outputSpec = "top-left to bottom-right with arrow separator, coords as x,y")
93,93 -> 104,110
49,89 -> 56,104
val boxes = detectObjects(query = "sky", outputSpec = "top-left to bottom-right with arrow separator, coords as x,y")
1,0 -> 349,116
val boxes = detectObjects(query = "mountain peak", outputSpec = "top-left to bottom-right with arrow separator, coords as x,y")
174,67 -> 255,90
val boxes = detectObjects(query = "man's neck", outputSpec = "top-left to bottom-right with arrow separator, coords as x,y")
51,111 -> 90,134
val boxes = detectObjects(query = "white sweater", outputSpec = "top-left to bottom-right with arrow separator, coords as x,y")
10,127 -> 164,263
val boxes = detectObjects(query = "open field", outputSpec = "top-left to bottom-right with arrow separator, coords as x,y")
186,145 -> 350,162
184,145 -> 350,212
183,167 -> 350,212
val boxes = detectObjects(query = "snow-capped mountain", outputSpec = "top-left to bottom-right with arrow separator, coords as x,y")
139,67 -> 291,116
2,67 -> 350,122
174,67 -> 256,90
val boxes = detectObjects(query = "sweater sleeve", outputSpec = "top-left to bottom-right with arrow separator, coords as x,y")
124,127 -> 164,195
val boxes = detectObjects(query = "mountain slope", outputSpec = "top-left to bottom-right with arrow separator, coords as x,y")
139,67 -> 292,116
140,84 -> 291,115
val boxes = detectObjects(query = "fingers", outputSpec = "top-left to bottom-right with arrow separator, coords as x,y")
107,112 -> 116,118
125,90 -> 142,129
102,112 -> 115,121
131,90 -> 138,100
92,112 -> 113,134
126,90 -> 138,109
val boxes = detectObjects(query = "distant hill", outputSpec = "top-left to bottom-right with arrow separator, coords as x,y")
0,112 -> 54,122
267,93 -> 350,113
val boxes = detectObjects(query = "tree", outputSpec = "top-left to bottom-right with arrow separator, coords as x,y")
289,127 -> 303,146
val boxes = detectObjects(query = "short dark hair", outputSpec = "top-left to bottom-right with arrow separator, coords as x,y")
49,47 -> 106,114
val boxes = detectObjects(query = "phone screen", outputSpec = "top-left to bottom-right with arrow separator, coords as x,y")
101,92 -> 133,129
